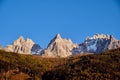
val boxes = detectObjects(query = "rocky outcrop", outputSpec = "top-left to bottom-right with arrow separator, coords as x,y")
5,36 -> 42,54
42,34 -> 78,57
73,34 -> 120,54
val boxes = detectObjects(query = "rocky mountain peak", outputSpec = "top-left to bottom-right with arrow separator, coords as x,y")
53,33 -> 62,42
18,36 -> 25,42
5,36 -> 41,54
13,36 -> 24,45
42,34 -> 78,57
73,34 -> 120,54
47,33 -> 62,48
26,38 -> 34,45
56,33 -> 61,39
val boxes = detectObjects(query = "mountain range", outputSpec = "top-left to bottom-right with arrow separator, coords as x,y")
2,33 -> 120,57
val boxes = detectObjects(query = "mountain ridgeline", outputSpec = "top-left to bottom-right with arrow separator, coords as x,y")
5,36 -> 42,55
0,47 -> 120,79
0,34 -> 120,79
3,33 -> 120,57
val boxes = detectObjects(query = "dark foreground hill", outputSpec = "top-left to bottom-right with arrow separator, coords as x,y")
0,48 -> 120,80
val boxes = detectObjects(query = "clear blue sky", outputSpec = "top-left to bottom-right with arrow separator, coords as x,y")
0,0 -> 120,48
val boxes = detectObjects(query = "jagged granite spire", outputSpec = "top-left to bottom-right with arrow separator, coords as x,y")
55,33 -> 61,39
42,34 -> 78,57
47,33 -> 62,48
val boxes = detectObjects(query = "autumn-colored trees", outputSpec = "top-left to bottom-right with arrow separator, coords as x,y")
42,48 -> 120,80
0,48 -> 120,80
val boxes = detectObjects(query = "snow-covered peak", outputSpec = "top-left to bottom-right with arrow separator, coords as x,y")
73,34 -> 120,54
86,34 -> 115,41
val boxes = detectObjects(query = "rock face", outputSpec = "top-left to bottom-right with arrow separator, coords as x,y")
5,36 -> 42,54
31,44 -> 43,55
73,34 -> 120,54
42,34 -> 78,57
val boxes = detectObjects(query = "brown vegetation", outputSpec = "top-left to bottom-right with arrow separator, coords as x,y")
0,48 -> 120,80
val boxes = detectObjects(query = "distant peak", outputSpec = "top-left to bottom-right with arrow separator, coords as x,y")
86,34 -> 115,40
93,34 -> 110,38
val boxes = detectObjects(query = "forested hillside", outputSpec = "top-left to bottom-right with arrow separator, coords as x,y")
0,48 -> 120,80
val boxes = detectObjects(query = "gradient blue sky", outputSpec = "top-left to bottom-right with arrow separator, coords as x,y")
0,0 -> 120,48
